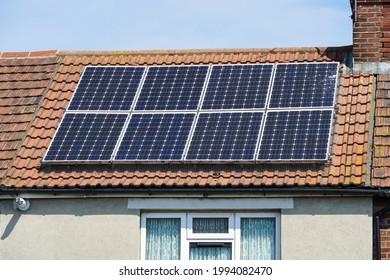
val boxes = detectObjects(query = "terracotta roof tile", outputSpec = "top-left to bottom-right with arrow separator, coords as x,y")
0,54 -> 59,182
0,47 -> 375,189
372,74 -> 390,187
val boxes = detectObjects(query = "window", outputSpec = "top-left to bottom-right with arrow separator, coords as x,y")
141,212 -> 280,260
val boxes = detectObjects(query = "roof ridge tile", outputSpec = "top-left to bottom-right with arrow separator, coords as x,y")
57,46 -> 352,57
0,50 -> 58,58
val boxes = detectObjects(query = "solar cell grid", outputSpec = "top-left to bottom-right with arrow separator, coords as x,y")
257,110 -> 332,160
68,66 -> 145,111
202,64 -> 272,109
186,112 -> 263,160
45,62 -> 338,164
44,113 -> 127,161
269,63 -> 338,108
135,66 -> 209,111
115,113 -> 195,160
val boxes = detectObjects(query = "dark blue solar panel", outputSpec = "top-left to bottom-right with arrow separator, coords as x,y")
115,113 -> 195,160
202,64 -> 273,109
257,110 -> 333,160
186,112 -> 263,160
44,113 -> 127,161
269,63 -> 338,108
68,66 -> 145,111
46,62 -> 338,164
135,66 -> 209,110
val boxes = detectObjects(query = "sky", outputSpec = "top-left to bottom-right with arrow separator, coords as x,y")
0,0 -> 353,52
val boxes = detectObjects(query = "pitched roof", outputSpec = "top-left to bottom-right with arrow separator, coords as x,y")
0,47 -> 375,189
0,51 -> 59,182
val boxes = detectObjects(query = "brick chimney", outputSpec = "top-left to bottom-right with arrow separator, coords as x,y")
352,0 -> 390,64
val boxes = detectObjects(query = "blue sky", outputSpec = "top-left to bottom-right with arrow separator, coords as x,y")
1,0 -> 353,52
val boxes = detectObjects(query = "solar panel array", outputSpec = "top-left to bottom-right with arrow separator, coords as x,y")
44,62 -> 338,163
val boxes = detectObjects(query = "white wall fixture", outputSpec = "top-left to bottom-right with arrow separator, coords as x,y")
15,197 -> 30,211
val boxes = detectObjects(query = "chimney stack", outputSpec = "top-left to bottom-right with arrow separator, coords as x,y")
352,0 -> 390,63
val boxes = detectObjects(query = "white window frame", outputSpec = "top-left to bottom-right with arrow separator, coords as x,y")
141,212 -> 280,260
235,212 -> 281,260
187,213 -> 234,239
140,213 -> 187,260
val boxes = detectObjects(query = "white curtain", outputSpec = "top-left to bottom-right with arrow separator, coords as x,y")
190,246 -> 232,260
240,218 -> 275,260
146,218 -> 181,260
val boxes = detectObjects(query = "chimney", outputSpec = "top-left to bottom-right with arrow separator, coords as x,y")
352,0 -> 390,64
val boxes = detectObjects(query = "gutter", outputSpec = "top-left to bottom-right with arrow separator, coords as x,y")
374,204 -> 390,260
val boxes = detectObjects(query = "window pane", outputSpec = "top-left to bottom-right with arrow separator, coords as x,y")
146,218 -> 180,260
192,218 -> 229,233
240,218 -> 275,260
189,243 -> 232,260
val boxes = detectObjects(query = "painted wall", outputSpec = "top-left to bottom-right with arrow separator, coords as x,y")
0,196 -> 372,260
0,198 -> 140,260
281,197 -> 372,260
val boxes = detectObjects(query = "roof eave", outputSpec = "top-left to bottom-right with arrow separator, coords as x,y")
0,186 -> 386,198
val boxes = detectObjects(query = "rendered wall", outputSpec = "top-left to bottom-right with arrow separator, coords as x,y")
281,197 -> 372,260
0,198 -> 140,260
0,196 -> 373,260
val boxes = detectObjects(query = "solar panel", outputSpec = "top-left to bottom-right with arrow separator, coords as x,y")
115,113 -> 195,160
202,64 -> 273,109
44,62 -> 339,164
44,113 -> 127,161
135,66 -> 209,110
257,110 -> 333,160
186,112 -> 263,160
269,63 -> 338,108
68,66 -> 145,111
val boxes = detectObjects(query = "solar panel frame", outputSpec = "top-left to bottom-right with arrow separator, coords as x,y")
268,62 -> 339,109
67,66 -> 147,112
134,65 -> 210,111
42,112 -> 128,163
256,109 -> 334,162
200,64 -> 274,110
113,112 -> 196,162
184,111 -> 265,162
